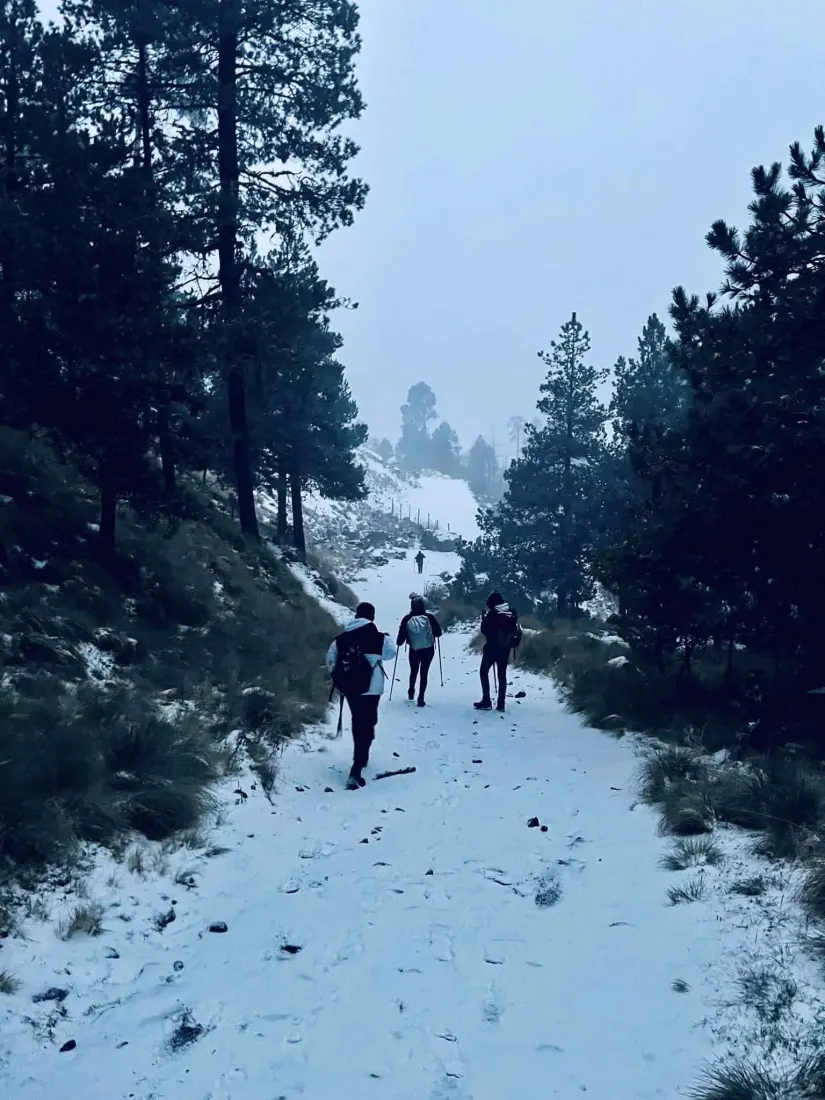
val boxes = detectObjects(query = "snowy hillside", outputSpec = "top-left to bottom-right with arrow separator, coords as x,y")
259,444 -> 481,581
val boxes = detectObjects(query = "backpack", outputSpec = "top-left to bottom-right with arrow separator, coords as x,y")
406,613 -> 434,651
331,632 -> 374,699
492,611 -> 522,654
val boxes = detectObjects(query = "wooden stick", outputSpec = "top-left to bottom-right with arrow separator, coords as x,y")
373,766 -> 416,781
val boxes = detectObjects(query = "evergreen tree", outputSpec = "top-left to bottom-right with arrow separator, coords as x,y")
430,420 -> 462,477
397,382 -> 437,474
507,415 -> 527,459
371,437 -> 394,463
465,435 -> 498,499
164,0 -> 367,536
500,313 -> 608,614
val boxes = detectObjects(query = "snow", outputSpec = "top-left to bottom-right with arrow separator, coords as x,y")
2,551 -> 825,1096
76,642 -> 116,682
301,445 -> 482,542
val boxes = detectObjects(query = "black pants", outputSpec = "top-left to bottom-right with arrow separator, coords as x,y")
408,645 -> 435,701
346,693 -> 380,771
416,561 -> 423,574
480,649 -> 509,707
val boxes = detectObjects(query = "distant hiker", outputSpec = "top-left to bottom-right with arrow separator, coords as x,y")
474,591 -> 522,712
414,550 -> 425,575
327,602 -> 397,790
396,595 -> 443,707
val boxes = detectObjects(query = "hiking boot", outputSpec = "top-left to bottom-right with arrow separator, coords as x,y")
407,688 -> 415,701
473,700 -> 493,711
496,703 -> 506,712
417,698 -> 426,707
346,768 -> 365,790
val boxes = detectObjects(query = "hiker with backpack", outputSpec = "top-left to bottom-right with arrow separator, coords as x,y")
414,549 -> 425,575
396,594 -> 443,707
326,602 -> 397,790
474,591 -> 522,712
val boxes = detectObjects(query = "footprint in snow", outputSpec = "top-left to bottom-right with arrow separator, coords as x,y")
429,924 -> 455,963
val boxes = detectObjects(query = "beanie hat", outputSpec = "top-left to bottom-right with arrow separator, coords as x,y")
486,591 -> 505,609
355,602 -> 376,621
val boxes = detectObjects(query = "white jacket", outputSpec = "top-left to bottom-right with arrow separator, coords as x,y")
326,618 -> 397,696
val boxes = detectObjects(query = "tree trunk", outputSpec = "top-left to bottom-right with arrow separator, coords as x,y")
136,39 -> 153,183
218,0 -> 258,538
98,474 -> 117,558
277,468 -> 288,542
290,473 -> 306,561
725,636 -> 735,691
158,403 -> 177,494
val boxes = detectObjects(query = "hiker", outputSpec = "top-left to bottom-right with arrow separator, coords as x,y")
396,594 -> 443,707
474,591 -> 522,712
327,602 -> 397,790
414,549 -> 425,575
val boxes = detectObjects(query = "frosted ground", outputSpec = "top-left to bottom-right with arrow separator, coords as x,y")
1,473 -> 824,1098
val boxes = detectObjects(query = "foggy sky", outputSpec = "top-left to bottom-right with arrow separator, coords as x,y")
318,0 -> 825,458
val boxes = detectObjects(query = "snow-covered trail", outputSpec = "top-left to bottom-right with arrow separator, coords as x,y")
1,549 -> 797,1098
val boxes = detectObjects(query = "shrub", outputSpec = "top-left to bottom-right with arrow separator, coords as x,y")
0,970 -> 20,996
660,836 -> 723,871
711,759 -> 824,858
689,1059 -> 783,1100
61,902 -> 104,939
659,781 -> 714,836
729,875 -> 768,898
637,745 -> 707,805
0,683 -> 221,863
798,861 -> 825,920
667,874 -> 707,904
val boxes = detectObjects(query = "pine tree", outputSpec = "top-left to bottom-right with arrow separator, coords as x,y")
465,435 -> 497,499
430,420 -> 461,477
501,313 -> 608,614
397,382 -> 438,474
164,0 -> 368,536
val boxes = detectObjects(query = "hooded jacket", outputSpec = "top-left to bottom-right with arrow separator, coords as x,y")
326,618 -> 397,696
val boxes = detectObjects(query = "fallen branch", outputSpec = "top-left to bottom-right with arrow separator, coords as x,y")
373,766 -> 416,781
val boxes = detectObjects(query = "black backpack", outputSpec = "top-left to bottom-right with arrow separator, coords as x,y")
493,611 -> 522,655
331,631 -> 374,699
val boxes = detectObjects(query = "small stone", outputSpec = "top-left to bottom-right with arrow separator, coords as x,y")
281,943 -> 302,955
393,752 -> 400,758
116,1041 -> 128,1049
208,921 -> 228,934
173,961 -> 184,972
360,838 -> 369,844
540,825 -> 549,833
104,947 -> 120,960
527,817 -> 540,828
324,787 -> 334,793
425,869 -> 434,876
472,759 -> 483,764
515,690 -> 526,698
60,1040 -> 76,1053
156,908 -> 176,930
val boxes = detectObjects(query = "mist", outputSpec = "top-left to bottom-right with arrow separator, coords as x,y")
318,0 -> 825,455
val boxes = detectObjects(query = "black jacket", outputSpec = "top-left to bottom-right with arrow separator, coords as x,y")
480,604 -> 521,655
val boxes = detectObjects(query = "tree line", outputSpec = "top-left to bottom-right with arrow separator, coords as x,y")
371,382 -> 505,501
0,0 -> 368,560
459,127 -> 825,693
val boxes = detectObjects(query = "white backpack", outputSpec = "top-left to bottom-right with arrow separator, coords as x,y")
406,613 -> 434,651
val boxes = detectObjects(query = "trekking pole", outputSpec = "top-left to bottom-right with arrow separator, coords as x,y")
437,636 -> 443,687
388,648 -> 400,701
493,664 -> 498,694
